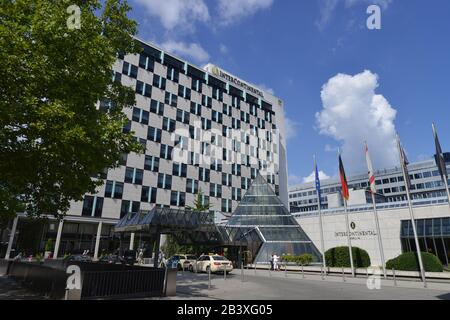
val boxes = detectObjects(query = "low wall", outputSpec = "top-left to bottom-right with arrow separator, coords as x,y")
5,260 -> 167,300
0,259 -> 11,276
8,261 -> 68,299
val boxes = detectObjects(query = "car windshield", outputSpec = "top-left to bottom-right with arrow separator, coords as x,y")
212,256 -> 226,261
186,255 -> 197,260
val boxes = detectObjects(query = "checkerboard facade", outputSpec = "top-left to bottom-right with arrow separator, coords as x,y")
68,39 -> 288,221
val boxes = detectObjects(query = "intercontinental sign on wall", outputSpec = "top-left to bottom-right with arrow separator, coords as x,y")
209,65 -> 265,99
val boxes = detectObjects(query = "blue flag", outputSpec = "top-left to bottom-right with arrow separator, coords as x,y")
315,162 -> 321,206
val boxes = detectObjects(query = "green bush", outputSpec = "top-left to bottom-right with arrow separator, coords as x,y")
325,246 -> 371,268
45,238 -> 54,251
281,254 -> 314,266
386,252 -> 443,272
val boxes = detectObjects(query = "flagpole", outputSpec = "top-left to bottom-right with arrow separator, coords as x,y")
365,142 -> 387,279
396,134 -> 427,286
338,149 -> 355,277
314,155 -> 327,272
343,198 -> 355,277
371,192 -> 386,279
432,123 -> 450,212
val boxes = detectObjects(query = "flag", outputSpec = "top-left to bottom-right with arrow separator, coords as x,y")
338,152 -> 350,201
433,123 -> 448,182
397,135 -> 411,190
365,142 -> 377,194
314,157 -> 321,205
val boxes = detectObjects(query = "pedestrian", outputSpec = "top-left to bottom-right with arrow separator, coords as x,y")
273,253 -> 280,271
137,249 -> 144,265
270,254 -> 274,270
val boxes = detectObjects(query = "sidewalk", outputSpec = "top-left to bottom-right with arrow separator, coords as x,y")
163,269 -> 450,300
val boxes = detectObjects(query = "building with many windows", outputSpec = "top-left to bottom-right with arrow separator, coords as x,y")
289,153 -> 450,213
2,38 -> 289,259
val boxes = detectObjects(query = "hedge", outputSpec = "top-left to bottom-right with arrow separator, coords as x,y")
386,252 -> 443,272
325,246 -> 371,268
281,254 -> 314,266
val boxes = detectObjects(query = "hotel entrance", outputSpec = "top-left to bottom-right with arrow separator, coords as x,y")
400,217 -> 450,266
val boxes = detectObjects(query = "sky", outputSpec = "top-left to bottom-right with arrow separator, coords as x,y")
126,0 -> 450,186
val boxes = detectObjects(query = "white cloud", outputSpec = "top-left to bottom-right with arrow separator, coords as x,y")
159,41 -> 210,64
135,0 -> 210,32
284,117 -> 298,141
316,70 -> 398,173
325,144 -> 338,152
316,0 -> 339,31
217,0 -> 274,26
257,84 -> 275,95
302,171 -> 331,183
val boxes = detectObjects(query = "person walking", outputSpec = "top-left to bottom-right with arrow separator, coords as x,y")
270,254 -> 274,270
273,254 -> 280,271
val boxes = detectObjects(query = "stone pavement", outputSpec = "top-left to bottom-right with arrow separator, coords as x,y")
152,269 -> 450,300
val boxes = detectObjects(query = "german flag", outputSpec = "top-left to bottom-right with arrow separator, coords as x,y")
339,154 -> 350,201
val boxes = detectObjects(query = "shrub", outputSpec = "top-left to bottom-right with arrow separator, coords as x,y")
325,246 -> 371,268
386,252 -> 443,272
281,254 -> 314,266
45,238 -> 54,252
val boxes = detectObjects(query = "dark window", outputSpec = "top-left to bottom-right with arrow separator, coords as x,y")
210,183 -> 222,198
152,75 -> 166,90
170,191 -> 185,207
199,168 -> 210,182
122,62 -> 138,78
158,173 -> 172,189
160,144 -> 173,160
144,155 -> 159,172
173,163 -> 187,177
212,111 -> 223,124
120,200 -> 140,218
222,173 -> 232,186
82,196 -> 103,217
150,100 -> 164,115
178,85 -> 191,100
163,117 -> 176,132
186,179 -> 199,194
165,92 -> 177,107
167,66 -> 179,82
221,199 -> 232,213
147,127 -> 162,142
136,81 -> 152,97
139,54 -> 155,71
176,109 -> 190,124
141,186 -> 157,203
190,102 -> 201,116
202,95 -> 212,108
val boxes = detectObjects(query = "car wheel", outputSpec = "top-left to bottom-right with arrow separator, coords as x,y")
177,264 -> 182,271
206,266 -> 210,273
189,265 -> 193,272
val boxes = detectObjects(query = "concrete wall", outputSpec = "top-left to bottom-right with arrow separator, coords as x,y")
295,204 -> 450,266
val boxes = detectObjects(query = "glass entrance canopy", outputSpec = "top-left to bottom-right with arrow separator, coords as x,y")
226,174 -> 322,263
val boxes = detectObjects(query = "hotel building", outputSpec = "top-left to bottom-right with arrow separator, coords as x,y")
1,38 -> 288,259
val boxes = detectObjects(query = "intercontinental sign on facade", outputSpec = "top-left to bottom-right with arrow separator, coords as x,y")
205,64 -> 265,99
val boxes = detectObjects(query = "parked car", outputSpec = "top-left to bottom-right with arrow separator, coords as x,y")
122,250 -> 136,265
98,254 -> 124,264
193,255 -> 233,274
163,254 -> 197,270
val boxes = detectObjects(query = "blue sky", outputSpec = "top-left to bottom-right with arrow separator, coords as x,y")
127,0 -> 450,185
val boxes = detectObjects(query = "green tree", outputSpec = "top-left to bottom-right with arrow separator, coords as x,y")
186,189 -> 212,212
0,0 -> 143,220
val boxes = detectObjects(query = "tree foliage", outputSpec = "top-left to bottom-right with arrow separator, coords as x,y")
186,189 -> 212,212
0,0 -> 142,220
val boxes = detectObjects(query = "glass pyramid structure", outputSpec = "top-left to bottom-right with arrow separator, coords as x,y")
225,174 -> 322,263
